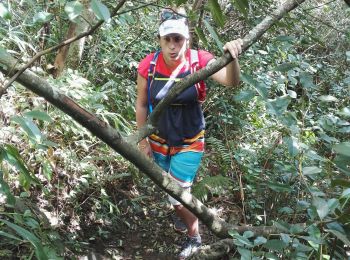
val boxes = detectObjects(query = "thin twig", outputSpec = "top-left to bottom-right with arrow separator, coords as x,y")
0,0 -> 127,97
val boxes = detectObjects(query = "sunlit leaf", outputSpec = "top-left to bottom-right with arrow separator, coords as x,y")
90,0 -> 110,22
33,11 -> 52,24
12,116 -> 42,143
287,89 -> 297,98
266,95 -> 291,116
24,110 -> 52,123
341,188 -> 350,198
299,72 -> 315,89
0,3 -> 11,20
65,1 -> 83,22
284,136 -> 299,157
233,90 -> 255,102
319,95 -> 338,102
333,142 -> 350,156
312,197 -> 329,220
303,166 -> 322,176
254,236 -> 267,246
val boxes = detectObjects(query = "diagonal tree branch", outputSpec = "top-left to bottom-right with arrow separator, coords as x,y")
0,0 -> 127,98
127,0 -> 307,144
0,0 -> 308,239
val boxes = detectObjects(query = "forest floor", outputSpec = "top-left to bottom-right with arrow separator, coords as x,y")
70,175 -> 241,260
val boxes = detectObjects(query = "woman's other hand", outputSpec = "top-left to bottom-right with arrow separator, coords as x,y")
138,141 -> 153,158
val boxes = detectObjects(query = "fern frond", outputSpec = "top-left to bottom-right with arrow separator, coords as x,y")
206,136 -> 232,166
193,175 -> 233,202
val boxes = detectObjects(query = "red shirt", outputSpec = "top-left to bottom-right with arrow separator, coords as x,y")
138,49 -> 214,79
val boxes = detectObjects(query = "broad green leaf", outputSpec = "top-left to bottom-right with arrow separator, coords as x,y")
284,136 -> 299,157
303,166 -> 322,176
263,239 -> 287,251
237,247 -> 251,259
331,178 -> 350,188
11,116 -> 42,143
275,62 -> 297,72
243,230 -> 254,238
290,224 -> 305,234
319,95 -> 338,102
334,155 -> 350,175
267,182 -> 293,192
255,82 -> 269,99
24,110 -> 52,122
90,0 -> 110,22
266,95 -> 291,116
232,0 -> 249,17
280,112 -> 298,127
280,233 -> 291,244
233,90 -> 256,102
0,3 -> 11,20
299,72 -> 315,89
254,236 -> 267,246
233,233 -> 254,248
65,1 -> 83,22
333,142 -> 350,156
208,0 -> 225,27
338,107 -> 350,118
278,207 -> 294,214
287,89 -> 297,98
312,197 -> 329,220
0,219 -> 48,260
203,19 -> 223,52
33,11 -> 53,24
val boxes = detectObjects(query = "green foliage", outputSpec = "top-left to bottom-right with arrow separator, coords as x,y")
1,0 -> 350,258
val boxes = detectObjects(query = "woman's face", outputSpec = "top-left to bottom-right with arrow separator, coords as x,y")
159,34 -> 188,66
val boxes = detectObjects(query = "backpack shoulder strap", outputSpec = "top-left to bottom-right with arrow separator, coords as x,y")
147,50 -> 160,113
190,49 -> 199,71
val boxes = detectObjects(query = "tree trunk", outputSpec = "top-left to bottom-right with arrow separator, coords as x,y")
53,0 -> 94,78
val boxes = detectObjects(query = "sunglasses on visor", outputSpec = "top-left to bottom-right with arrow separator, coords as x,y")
160,9 -> 187,23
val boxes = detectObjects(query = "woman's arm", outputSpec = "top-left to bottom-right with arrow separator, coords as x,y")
135,73 -> 153,157
210,38 -> 243,87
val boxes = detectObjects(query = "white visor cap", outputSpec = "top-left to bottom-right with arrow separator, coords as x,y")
159,19 -> 189,39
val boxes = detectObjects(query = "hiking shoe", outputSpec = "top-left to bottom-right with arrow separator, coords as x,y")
171,214 -> 187,233
178,235 -> 201,259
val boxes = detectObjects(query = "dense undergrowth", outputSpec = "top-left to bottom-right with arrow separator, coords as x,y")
0,0 -> 350,259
